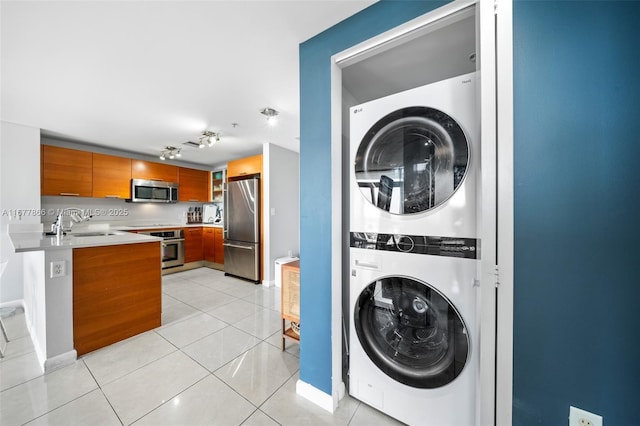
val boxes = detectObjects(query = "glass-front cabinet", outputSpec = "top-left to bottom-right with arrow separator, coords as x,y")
211,169 -> 226,202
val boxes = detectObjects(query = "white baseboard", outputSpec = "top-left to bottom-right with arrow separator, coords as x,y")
296,379 -> 335,413
43,350 -> 77,373
262,279 -> 275,288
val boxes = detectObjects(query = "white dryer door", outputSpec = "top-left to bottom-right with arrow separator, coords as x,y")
353,107 -> 469,215
353,275 -> 470,388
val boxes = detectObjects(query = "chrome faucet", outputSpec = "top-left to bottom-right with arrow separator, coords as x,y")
52,208 -> 92,237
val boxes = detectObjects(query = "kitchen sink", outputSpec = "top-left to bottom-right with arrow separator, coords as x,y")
71,232 -> 119,237
44,231 -> 119,237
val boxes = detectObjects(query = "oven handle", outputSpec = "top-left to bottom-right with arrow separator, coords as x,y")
162,238 -> 185,245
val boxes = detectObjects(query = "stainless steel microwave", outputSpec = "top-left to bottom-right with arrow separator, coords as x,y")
130,179 -> 178,203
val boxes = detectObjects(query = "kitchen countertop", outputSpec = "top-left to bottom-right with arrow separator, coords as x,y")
113,223 -> 223,231
9,222 -> 223,253
9,230 -> 162,253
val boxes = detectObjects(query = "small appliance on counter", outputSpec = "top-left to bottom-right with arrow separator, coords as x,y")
203,203 -> 223,224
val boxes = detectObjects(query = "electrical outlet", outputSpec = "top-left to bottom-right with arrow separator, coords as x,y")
50,260 -> 66,278
569,406 -> 602,426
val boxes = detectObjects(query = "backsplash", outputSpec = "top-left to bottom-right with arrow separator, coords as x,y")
41,196 -> 203,228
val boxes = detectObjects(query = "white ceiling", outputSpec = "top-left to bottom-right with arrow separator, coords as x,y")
1,0 -> 376,168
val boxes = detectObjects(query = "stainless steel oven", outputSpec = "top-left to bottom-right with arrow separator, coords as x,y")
140,229 -> 184,269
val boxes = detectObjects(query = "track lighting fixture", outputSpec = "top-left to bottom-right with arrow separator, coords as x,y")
199,130 -> 220,148
159,146 -> 181,161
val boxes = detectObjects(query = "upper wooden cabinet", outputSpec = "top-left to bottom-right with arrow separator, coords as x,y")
42,145 -> 93,197
227,154 -> 263,179
131,160 -> 178,183
92,153 -> 131,199
178,167 -> 209,202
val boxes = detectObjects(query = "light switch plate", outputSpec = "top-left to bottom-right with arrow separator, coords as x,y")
569,406 -> 603,426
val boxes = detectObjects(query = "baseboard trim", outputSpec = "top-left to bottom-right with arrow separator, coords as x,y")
43,350 -> 77,373
296,379 -> 334,413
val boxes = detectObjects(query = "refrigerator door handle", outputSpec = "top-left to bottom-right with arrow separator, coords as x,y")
223,243 -> 254,250
222,182 -> 228,238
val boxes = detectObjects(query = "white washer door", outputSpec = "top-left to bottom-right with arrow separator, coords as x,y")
353,275 -> 470,388
354,106 -> 469,215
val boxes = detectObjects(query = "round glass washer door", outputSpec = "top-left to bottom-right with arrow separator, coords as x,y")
354,106 -> 469,215
354,276 -> 470,389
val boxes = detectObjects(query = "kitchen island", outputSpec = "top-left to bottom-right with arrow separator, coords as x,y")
9,226 -> 162,372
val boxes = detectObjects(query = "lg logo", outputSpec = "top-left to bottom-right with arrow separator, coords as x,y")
353,108 -> 363,114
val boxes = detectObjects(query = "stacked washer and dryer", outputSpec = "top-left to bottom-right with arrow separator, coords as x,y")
348,72 -> 479,426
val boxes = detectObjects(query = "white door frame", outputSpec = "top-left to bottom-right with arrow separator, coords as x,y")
329,1 -> 514,423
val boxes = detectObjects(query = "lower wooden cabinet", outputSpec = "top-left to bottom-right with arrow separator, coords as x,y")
203,227 -> 215,261
203,227 -> 224,265
214,227 -> 224,264
73,242 -> 161,356
184,227 -> 203,263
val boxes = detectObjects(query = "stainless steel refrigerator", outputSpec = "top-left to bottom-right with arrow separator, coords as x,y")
223,177 -> 260,283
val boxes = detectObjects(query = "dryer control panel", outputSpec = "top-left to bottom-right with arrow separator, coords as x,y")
350,232 -> 478,259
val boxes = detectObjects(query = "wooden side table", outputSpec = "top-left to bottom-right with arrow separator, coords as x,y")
281,260 -> 300,350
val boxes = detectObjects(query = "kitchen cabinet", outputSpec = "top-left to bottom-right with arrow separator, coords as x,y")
203,227 -> 215,261
131,160 -> 178,183
73,241 -> 161,356
178,167 -> 209,202
211,169 -> 225,202
227,154 -> 262,179
184,227 -> 203,263
92,153 -> 132,199
214,227 -> 224,264
281,260 -> 300,350
203,227 -> 224,267
41,145 -> 93,197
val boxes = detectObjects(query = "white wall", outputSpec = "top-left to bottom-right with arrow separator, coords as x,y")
263,143 -> 299,285
0,121 -> 41,304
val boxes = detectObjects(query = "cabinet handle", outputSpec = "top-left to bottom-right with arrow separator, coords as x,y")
59,193 -> 80,196
189,199 -> 199,202
105,195 -> 120,199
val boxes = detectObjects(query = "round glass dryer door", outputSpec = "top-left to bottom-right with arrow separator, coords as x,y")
354,276 -> 469,388
354,106 -> 469,215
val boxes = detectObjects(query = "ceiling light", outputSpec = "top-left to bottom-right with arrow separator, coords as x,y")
260,107 -> 279,126
160,146 -> 181,161
200,130 -> 220,148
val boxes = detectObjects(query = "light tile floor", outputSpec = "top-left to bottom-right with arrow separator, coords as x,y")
0,267 -> 403,425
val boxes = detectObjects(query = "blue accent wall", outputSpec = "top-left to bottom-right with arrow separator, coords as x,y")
301,0 -> 640,421
299,1 -> 448,394
513,1 -> 640,424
